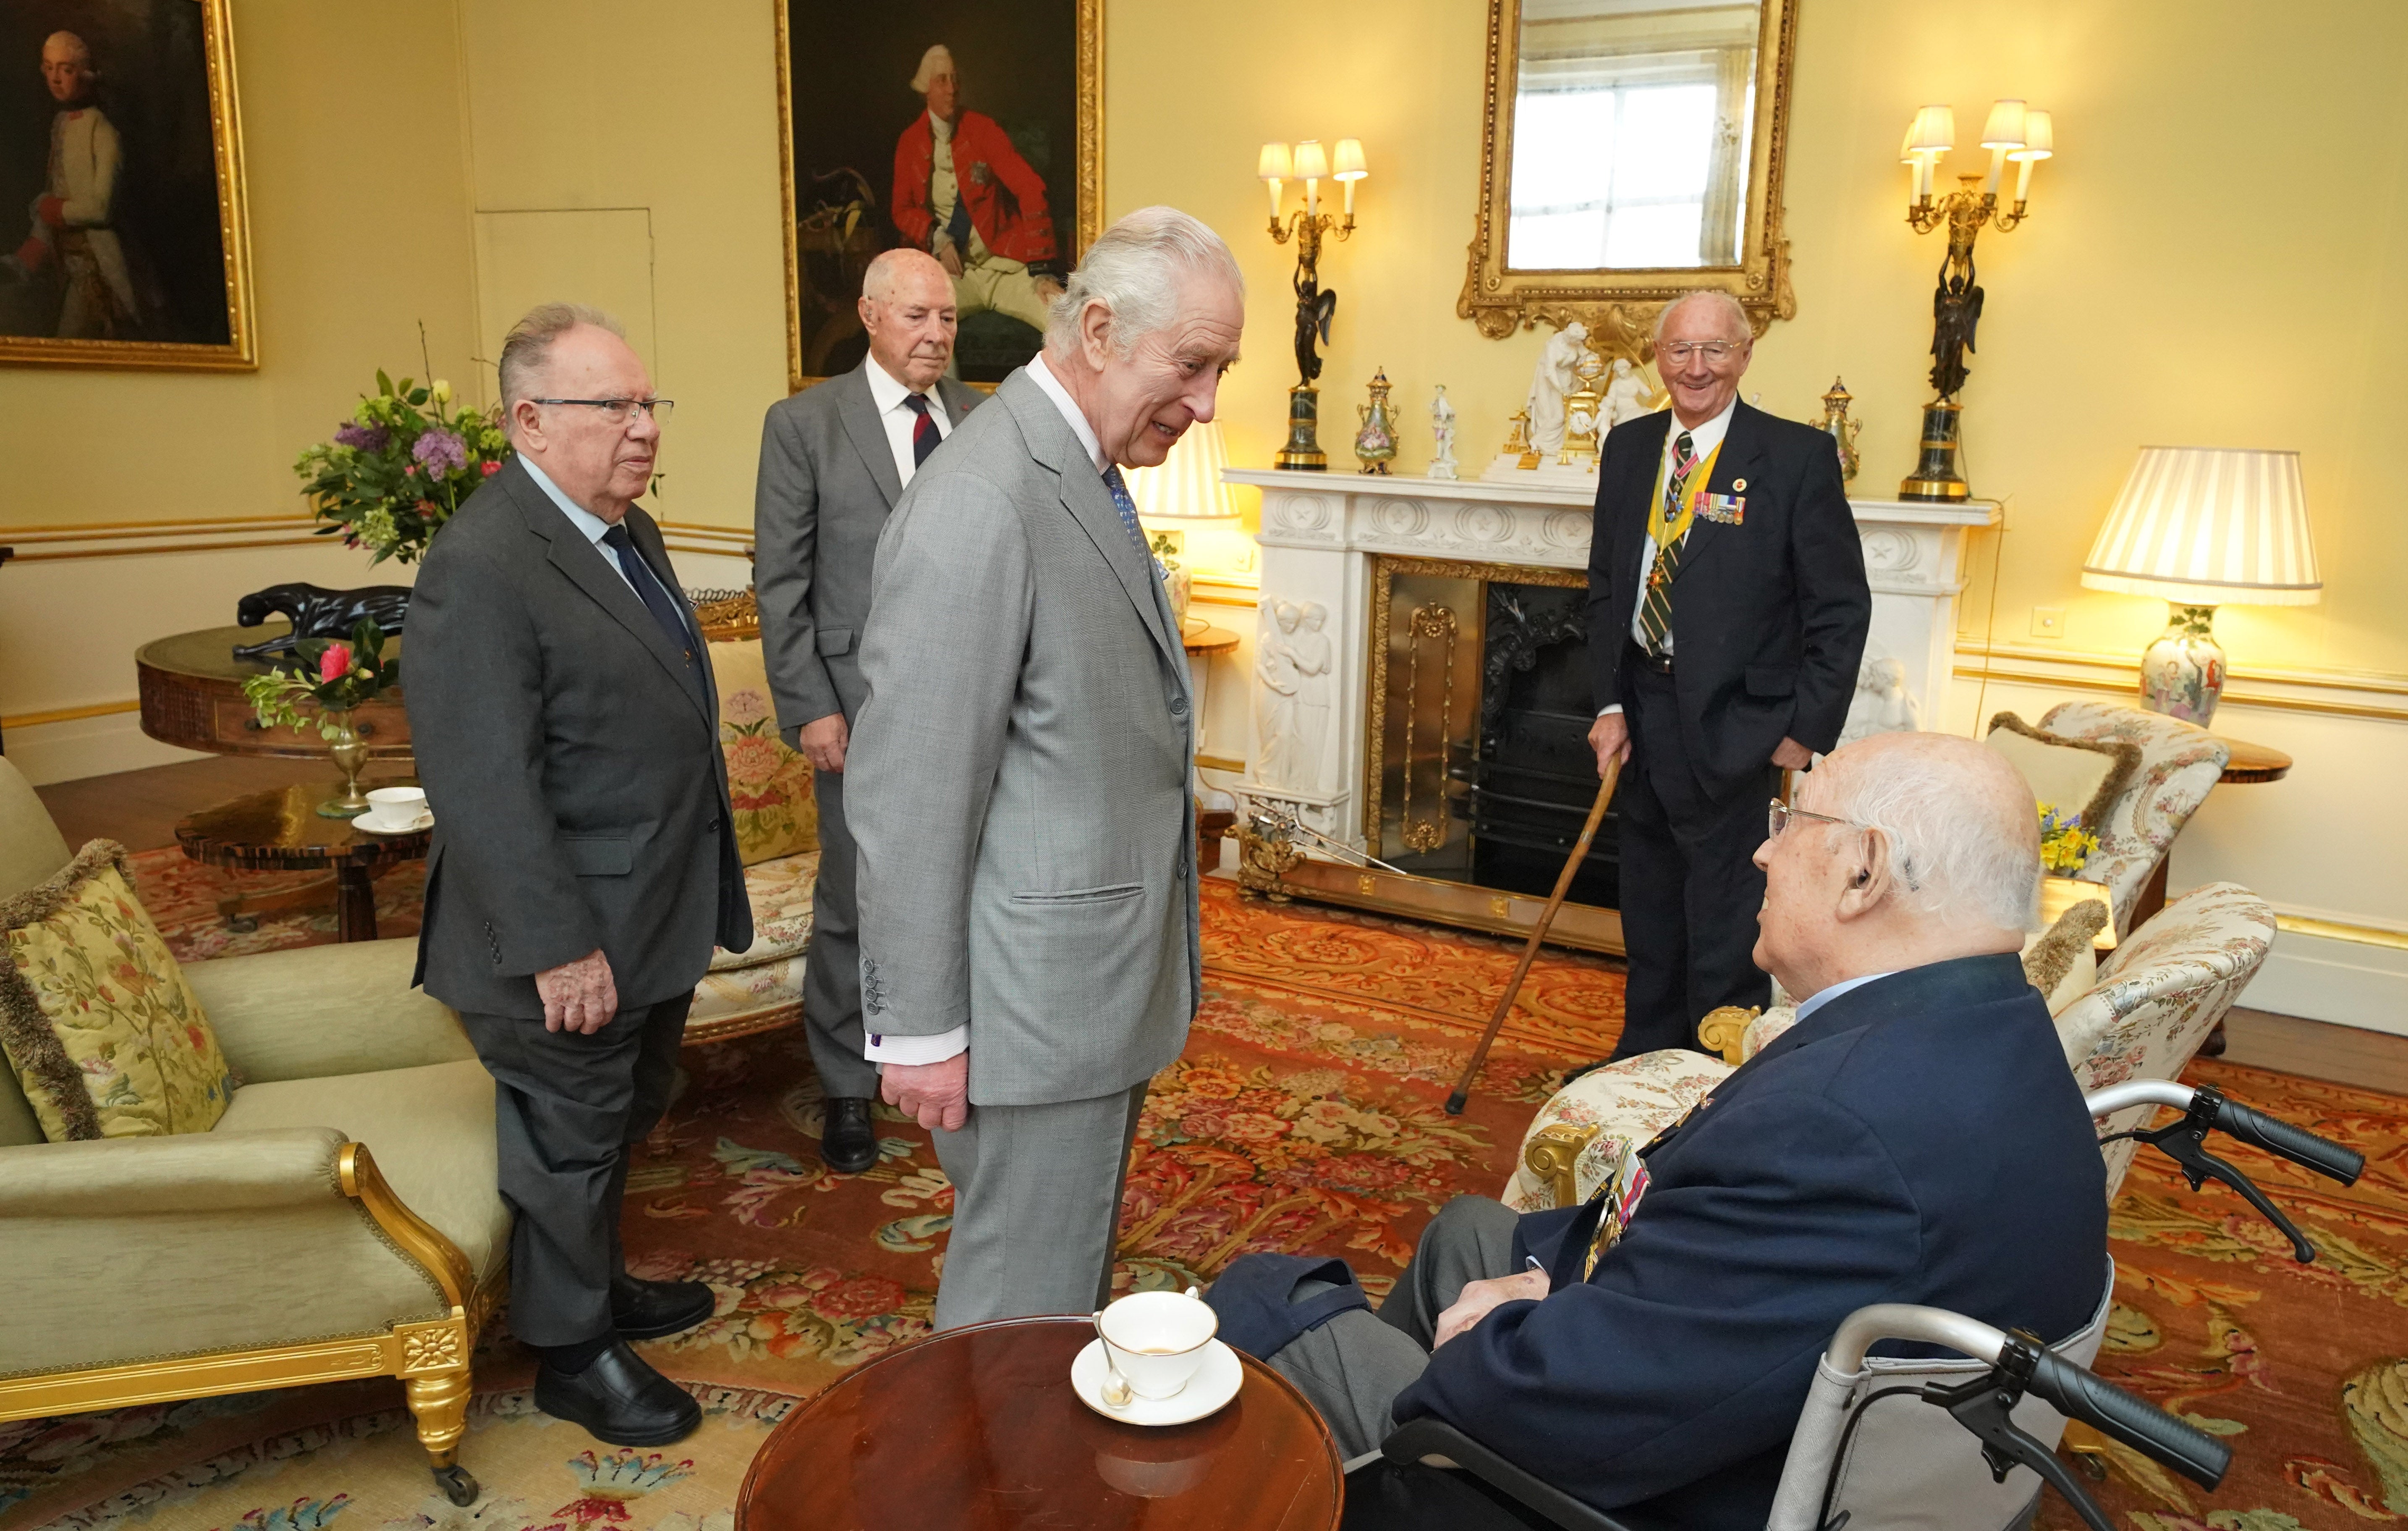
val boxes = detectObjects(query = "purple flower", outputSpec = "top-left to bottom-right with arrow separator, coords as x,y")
332,423 -> 390,451
412,428 -> 469,476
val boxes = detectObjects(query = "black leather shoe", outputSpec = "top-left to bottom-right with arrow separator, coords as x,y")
822,1096 -> 878,1175
533,1340 -> 701,1445
610,1272 -> 715,1340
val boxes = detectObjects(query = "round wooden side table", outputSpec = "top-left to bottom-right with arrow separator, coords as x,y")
138,624 -> 413,760
734,1315 -> 1344,1531
175,783 -> 430,943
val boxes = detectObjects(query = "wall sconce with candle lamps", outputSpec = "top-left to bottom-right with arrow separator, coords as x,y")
1258,136 -> 1368,469
1896,98 -> 2055,501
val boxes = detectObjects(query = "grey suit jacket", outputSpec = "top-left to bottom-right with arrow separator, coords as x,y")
754,359 -> 982,737
845,369 -> 1200,1107
405,459 -> 752,1017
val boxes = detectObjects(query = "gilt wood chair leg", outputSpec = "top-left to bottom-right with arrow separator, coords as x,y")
403,1363 -> 478,1503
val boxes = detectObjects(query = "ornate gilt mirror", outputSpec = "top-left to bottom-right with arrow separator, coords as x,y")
1459,0 -> 1799,357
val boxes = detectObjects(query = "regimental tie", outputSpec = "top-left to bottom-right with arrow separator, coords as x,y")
902,392 -> 942,468
1636,430 -> 1697,656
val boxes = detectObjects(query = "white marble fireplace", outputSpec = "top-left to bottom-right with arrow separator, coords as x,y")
1222,467 -> 1999,856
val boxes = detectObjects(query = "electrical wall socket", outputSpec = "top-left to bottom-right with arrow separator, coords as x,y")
2030,606 -> 2067,638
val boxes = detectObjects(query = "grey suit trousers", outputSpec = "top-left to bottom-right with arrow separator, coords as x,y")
459,994 -> 692,1347
801,766 -> 878,1100
929,1083 -> 1150,1329
1266,1194 -> 1521,1458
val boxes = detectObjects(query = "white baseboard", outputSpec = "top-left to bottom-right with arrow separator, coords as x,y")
5,711 -> 209,786
2243,929 -> 2408,1037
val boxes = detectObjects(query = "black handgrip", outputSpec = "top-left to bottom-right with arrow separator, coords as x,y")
2026,1352 -> 2230,1489
2213,1099 -> 2364,1186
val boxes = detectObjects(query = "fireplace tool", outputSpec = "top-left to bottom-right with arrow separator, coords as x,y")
1444,758 -> 1622,1116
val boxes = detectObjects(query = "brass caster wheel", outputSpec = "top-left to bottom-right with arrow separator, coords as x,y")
433,1465 -> 479,1506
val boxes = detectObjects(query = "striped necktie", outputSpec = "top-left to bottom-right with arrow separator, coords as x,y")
903,393 -> 941,467
1636,430 -> 1696,656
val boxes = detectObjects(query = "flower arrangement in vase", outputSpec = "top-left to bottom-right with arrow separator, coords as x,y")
296,370 -> 511,566
2036,803 -> 2100,877
241,621 -> 401,818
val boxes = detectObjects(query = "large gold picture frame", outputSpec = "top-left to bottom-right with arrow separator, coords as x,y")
775,0 -> 1102,393
1457,0 -> 1798,359
0,0 -> 255,370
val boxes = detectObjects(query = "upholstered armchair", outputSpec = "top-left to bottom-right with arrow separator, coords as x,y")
2034,702 -> 2230,938
0,759 -> 506,1507
1504,885 -> 2266,1213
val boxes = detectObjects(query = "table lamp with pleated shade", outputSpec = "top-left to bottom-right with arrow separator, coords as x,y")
1123,419 -> 1241,522
2080,446 -> 2320,726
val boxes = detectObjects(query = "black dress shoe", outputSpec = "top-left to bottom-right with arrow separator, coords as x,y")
822,1095 -> 878,1175
533,1340 -> 701,1445
610,1272 -> 715,1340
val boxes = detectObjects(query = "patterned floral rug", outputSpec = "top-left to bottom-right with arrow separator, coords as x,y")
12,858 -> 2404,1531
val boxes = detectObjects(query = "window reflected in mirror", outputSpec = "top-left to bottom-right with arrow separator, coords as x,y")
1506,0 -> 1761,271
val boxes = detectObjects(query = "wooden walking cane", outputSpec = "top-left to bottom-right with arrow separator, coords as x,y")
1445,757 -> 1622,1116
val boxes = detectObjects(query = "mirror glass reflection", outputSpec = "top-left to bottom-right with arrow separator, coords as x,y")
1506,0 -> 1762,270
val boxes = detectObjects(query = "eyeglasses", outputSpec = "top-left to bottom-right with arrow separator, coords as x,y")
1657,341 -> 1742,364
531,397 -> 675,424
1767,800 -> 1866,841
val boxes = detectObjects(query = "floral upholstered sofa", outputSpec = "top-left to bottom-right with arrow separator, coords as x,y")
691,605 -> 819,1044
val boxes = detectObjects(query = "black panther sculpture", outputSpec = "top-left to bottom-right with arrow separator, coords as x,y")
232,583 -> 413,663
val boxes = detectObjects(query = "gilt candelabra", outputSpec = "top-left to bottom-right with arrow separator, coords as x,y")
1258,137 -> 1367,470
1897,99 -> 2054,501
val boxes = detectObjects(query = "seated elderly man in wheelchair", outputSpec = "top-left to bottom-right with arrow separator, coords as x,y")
1210,732 -> 2109,1530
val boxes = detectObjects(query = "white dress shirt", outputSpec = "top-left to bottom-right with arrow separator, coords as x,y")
522,457 -> 691,642
864,355 -> 1108,1072
1599,395 -> 1737,716
1790,970 -> 1896,1025
864,355 -> 953,488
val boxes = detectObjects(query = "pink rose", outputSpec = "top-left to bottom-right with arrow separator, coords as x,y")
318,643 -> 353,682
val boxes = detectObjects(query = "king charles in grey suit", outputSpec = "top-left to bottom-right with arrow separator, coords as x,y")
845,207 -> 1246,1327
754,249 -> 981,1176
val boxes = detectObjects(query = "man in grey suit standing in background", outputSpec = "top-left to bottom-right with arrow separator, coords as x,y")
846,207 -> 1245,1327
754,249 -> 981,1175
407,304 -> 751,1446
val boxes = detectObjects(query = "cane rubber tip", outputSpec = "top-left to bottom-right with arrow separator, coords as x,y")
1444,1091 -> 1468,1116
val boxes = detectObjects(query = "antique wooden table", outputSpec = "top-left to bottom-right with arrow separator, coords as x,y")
175,782 -> 429,943
733,1315 -> 1345,1531
138,624 -> 413,760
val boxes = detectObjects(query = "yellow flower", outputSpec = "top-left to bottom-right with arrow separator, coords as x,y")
431,379 -> 452,404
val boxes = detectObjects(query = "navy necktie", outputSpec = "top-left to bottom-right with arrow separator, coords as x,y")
1100,465 -> 1156,560
903,393 -> 942,467
599,523 -> 694,665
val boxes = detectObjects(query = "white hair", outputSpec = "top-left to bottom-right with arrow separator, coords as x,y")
1817,734 -> 2042,933
1652,290 -> 1751,345
498,302 -> 626,421
1043,205 -> 1244,357
911,45 -> 954,94
44,31 -> 92,67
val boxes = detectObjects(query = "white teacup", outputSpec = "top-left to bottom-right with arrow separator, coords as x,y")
361,786 -> 427,829
1093,1287 -> 1218,1401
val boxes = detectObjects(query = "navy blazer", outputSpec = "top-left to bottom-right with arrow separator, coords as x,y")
1392,955 -> 2108,1529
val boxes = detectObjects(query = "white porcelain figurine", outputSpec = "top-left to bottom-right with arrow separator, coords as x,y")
1429,385 -> 1459,480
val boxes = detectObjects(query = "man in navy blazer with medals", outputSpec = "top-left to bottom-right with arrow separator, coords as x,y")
407,304 -> 750,1446
1585,290 -> 1871,1058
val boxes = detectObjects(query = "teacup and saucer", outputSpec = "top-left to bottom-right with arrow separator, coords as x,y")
354,786 -> 432,834
1071,1286 -> 1242,1426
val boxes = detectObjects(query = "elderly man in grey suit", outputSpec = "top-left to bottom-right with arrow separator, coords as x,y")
846,206 -> 1245,1327
407,304 -> 751,1446
754,249 -> 981,1175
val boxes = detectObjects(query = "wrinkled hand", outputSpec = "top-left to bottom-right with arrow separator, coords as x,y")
797,712 -> 848,774
936,243 -> 965,279
1587,711 -> 1631,776
535,948 -> 618,1035
1771,736 -> 1813,771
1433,1268 -> 1551,1349
882,1051 -> 971,1133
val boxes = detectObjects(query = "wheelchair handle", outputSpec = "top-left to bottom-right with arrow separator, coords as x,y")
2023,1347 -> 2229,1489
2084,1080 -> 2362,1185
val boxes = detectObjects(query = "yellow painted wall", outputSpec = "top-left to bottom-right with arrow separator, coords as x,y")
0,0 -> 481,530
1106,0 -> 2408,680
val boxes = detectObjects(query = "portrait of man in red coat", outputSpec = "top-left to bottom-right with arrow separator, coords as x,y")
890,45 -> 1065,339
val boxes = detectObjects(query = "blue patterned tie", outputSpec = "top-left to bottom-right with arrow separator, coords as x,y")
1100,465 -> 1156,561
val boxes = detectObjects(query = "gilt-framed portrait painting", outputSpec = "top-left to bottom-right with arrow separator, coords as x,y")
0,0 -> 254,370
776,0 -> 1099,390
